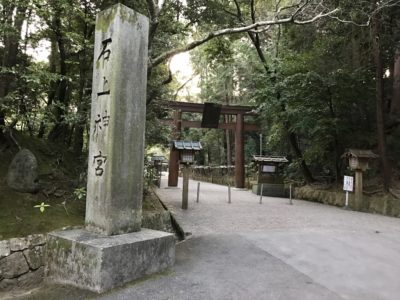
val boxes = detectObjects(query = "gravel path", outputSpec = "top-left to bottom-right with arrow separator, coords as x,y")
153,174 -> 400,300
156,174 -> 400,236
15,174 -> 400,300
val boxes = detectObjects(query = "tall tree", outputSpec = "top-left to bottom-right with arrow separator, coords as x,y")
371,2 -> 391,190
0,1 -> 28,127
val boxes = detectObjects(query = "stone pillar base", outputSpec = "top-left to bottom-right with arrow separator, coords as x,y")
46,229 -> 175,293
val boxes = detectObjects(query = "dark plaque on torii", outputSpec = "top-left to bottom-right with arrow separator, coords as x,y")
201,102 -> 222,128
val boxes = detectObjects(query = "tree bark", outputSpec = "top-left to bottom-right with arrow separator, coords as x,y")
391,47 -> 400,118
372,9 -> 391,190
73,2 -> 92,155
327,88 -> 341,182
47,6 -> 70,143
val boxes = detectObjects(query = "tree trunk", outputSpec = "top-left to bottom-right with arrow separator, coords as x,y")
391,47 -> 400,118
38,40 -> 58,138
327,88 -> 341,182
287,131 -> 315,184
73,4 -> 92,156
372,10 -> 391,190
0,3 -> 27,139
351,27 -> 361,70
48,8 -> 70,143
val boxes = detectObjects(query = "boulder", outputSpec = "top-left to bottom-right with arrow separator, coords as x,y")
7,149 -> 39,193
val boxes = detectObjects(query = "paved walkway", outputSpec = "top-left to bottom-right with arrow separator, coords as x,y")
154,176 -> 400,300
15,174 -> 400,300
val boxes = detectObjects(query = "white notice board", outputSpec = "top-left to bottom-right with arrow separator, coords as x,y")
343,176 -> 354,192
262,165 -> 276,173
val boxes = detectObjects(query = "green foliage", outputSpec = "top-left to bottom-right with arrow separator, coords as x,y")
34,202 -> 50,213
143,157 -> 158,194
1,0 -> 400,185
73,187 -> 86,200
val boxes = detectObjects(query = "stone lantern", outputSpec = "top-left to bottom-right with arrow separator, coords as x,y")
150,155 -> 166,187
342,149 -> 378,210
171,140 -> 202,209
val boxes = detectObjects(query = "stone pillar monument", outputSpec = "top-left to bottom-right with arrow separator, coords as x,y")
46,4 -> 175,293
85,1 -> 148,235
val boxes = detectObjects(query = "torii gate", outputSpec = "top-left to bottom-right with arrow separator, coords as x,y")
161,101 -> 259,189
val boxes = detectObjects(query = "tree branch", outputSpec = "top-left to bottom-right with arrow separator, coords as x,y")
173,77 -> 194,101
293,9 -> 339,24
147,0 -> 163,54
149,6 -> 339,69
328,15 -> 371,27
161,60 -> 173,85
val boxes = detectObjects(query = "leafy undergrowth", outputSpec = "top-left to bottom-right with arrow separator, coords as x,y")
0,132 -> 164,240
0,133 -> 87,240
0,185 -> 86,240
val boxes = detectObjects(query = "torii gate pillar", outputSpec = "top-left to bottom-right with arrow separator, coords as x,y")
235,113 -> 245,188
168,110 -> 181,187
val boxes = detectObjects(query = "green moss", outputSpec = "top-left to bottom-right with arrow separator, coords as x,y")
49,237 -> 73,252
0,187 -> 85,240
96,5 -> 118,33
96,4 -> 141,34
118,4 -> 139,25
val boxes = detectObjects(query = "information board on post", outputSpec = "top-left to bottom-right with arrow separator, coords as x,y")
343,176 -> 354,192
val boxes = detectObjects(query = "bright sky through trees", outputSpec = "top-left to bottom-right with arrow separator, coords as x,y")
170,52 -> 200,99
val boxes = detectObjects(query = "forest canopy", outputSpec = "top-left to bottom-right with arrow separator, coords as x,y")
1,0 -> 400,189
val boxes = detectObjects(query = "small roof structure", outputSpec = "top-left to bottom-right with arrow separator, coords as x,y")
150,155 -> 166,162
252,155 -> 289,163
173,140 -> 202,151
341,149 -> 378,159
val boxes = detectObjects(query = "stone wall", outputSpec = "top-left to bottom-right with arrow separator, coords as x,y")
295,185 -> 400,218
0,234 -> 46,292
0,210 -> 175,293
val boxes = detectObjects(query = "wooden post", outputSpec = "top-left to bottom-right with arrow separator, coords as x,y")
354,170 -> 363,211
259,184 -> 263,204
196,182 -> 200,203
228,184 -> 231,203
168,110 -> 181,187
182,164 -> 189,209
235,113 -> 245,188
